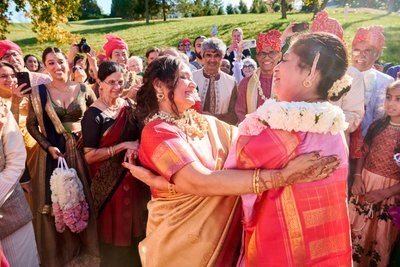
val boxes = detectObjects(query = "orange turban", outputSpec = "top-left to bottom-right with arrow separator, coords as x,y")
256,30 -> 282,53
352,26 -> 385,52
311,10 -> 344,41
0,40 -> 22,59
103,34 -> 128,59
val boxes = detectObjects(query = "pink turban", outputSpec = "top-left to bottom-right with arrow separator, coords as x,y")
0,40 -> 22,59
352,26 -> 385,51
311,10 -> 344,41
256,30 -> 282,53
103,34 -> 128,59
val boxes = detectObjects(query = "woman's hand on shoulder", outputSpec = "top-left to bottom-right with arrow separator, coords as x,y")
282,152 -> 340,185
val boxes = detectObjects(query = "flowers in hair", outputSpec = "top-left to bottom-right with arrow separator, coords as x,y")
239,99 -> 348,136
328,74 -> 353,99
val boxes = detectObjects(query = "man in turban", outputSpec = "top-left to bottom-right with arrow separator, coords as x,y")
351,26 -> 394,136
235,30 -> 282,122
0,40 -> 51,86
310,10 -> 365,146
99,34 -> 141,99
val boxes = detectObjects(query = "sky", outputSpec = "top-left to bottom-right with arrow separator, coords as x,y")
9,0 -> 254,22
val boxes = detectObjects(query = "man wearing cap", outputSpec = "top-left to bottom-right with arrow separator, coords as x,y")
0,40 -> 51,87
351,26 -> 394,136
235,30 -> 281,123
192,37 -> 238,125
101,34 -> 142,99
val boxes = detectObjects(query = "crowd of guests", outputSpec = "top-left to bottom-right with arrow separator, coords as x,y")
0,9 -> 399,267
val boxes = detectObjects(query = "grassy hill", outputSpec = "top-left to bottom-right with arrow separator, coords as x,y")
6,8 -> 400,64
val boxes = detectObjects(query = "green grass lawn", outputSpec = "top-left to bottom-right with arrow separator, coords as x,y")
6,8 -> 400,64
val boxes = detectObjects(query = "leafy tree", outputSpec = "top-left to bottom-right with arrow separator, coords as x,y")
250,0 -> 262,13
1,0 -> 80,43
302,0 -> 329,15
78,0 -> 103,19
238,0 -> 248,13
226,3 -> 235,14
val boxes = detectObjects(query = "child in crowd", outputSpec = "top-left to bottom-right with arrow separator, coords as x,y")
350,80 -> 400,267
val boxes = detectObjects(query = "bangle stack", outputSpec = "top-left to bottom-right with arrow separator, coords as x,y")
168,183 -> 177,195
252,169 -> 261,194
107,146 -> 115,158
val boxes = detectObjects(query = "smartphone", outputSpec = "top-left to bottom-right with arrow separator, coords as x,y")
292,22 -> 309,33
16,72 -> 31,94
212,24 -> 218,36
241,40 -> 257,50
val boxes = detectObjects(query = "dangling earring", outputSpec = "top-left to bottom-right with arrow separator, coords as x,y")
156,91 -> 165,102
303,80 -> 312,88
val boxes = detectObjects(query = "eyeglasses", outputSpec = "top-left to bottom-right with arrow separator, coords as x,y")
1,52 -> 20,60
352,49 -> 375,57
103,80 -> 124,87
257,51 -> 279,59
243,65 -> 255,69
0,74 -> 16,80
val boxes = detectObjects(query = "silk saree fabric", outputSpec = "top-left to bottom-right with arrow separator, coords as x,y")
233,128 -> 352,267
138,115 -> 242,267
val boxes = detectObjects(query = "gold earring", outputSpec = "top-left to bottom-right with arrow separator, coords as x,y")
303,80 -> 312,88
156,91 -> 165,102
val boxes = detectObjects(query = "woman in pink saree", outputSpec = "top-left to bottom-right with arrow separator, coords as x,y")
123,41 -> 345,266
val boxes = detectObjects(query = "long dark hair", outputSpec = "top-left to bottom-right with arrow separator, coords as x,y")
290,33 -> 349,101
0,61 -> 16,74
135,56 -> 182,122
364,81 -> 400,154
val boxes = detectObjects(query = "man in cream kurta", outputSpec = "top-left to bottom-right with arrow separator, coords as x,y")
193,37 -> 238,125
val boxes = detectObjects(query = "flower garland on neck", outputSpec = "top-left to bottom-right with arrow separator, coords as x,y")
146,109 -> 209,139
239,99 -> 348,136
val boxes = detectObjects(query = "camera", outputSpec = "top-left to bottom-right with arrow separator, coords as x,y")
76,38 -> 91,53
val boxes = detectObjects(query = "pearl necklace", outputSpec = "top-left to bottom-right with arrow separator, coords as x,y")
256,79 -> 267,101
390,121 -> 400,127
99,98 -> 121,112
147,109 -> 209,139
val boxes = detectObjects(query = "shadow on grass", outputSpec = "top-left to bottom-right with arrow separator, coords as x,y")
76,18 -> 130,25
341,13 -> 391,30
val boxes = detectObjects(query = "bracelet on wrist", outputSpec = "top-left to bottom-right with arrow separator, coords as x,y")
354,174 -> 362,176
252,169 -> 261,194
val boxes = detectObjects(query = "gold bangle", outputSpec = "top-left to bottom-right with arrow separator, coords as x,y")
107,147 -> 111,157
168,183 -> 177,195
253,169 -> 261,194
110,146 -> 115,157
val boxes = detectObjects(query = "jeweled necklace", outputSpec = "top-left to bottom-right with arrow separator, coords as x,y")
147,109 -> 209,139
49,81 -> 71,93
99,97 -> 121,112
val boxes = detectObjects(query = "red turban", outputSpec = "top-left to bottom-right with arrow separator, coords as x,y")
311,10 -> 344,41
0,40 -> 22,59
181,38 -> 192,45
103,34 -> 128,59
97,53 -> 107,63
256,30 -> 282,53
352,26 -> 385,52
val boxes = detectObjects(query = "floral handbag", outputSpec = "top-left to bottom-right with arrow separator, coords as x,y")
50,157 -> 89,233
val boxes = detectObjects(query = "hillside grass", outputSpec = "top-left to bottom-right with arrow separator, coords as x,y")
6,8 -> 400,64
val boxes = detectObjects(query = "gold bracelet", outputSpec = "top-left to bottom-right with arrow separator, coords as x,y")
168,183 -> 177,195
107,147 -> 111,158
253,169 -> 261,194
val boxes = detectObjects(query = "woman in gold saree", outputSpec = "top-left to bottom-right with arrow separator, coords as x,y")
27,47 -> 99,267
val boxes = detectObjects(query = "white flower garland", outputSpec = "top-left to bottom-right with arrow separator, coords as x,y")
327,74 -> 353,99
239,99 -> 348,136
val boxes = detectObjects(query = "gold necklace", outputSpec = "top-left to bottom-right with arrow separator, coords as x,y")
146,109 -> 209,139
